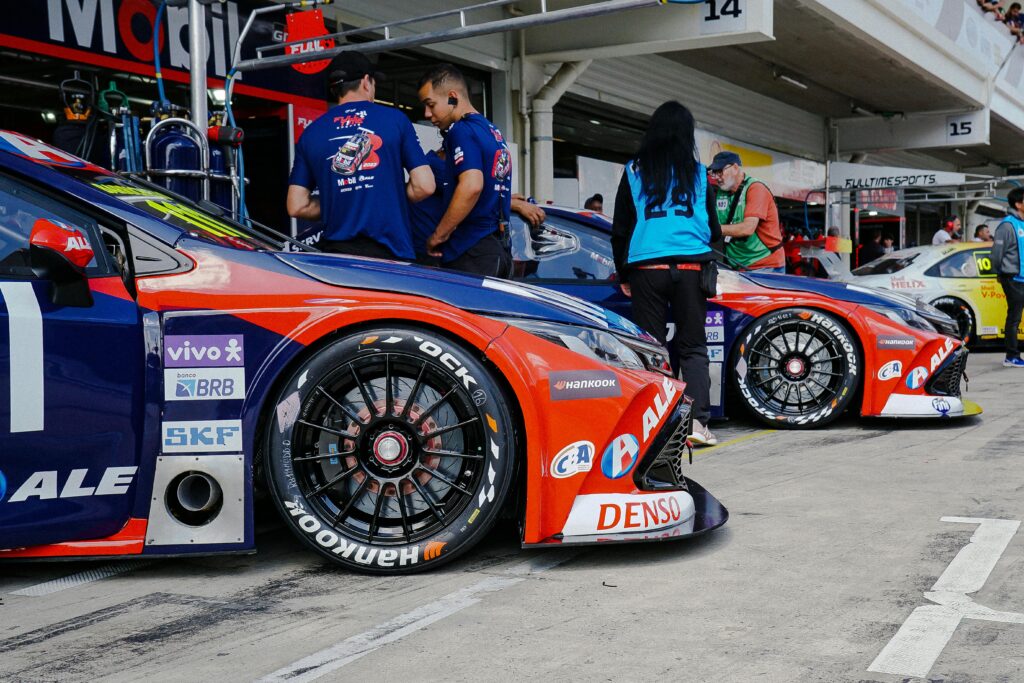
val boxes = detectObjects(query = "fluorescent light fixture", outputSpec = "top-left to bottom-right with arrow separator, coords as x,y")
867,210 -> 878,216
40,111 -> 57,123
851,104 -> 874,117
808,201 -> 819,206
209,88 -> 227,105
589,119 -> 601,125
953,148 -> 969,156
777,73 -> 808,90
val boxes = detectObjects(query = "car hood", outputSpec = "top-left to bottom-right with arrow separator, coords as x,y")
744,271 -> 924,310
275,251 -> 648,337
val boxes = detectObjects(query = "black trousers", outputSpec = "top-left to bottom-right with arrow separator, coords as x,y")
321,236 -> 401,260
999,274 -> 1024,358
444,234 -> 512,278
629,268 -> 711,423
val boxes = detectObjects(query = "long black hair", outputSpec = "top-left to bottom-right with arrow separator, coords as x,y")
635,101 -> 698,211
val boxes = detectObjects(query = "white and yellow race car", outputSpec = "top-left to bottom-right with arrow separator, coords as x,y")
842,242 -> 1024,344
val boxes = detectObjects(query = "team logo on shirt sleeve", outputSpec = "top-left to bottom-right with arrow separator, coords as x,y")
453,146 -> 465,166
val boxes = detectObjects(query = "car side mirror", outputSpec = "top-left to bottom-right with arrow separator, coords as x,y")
29,218 -> 94,307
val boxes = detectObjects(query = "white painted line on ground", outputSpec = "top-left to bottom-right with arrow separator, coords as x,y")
868,517 -> 1022,679
257,551 -> 578,683
9,561 -> 154,597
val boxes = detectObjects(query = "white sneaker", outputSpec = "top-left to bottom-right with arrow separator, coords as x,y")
690,420 -> 718,447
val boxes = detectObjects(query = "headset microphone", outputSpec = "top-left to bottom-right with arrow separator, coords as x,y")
448,96 -> 458,106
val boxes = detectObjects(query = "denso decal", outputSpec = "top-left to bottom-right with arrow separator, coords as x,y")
601,434 -> 640,479
3,467 -> 137,503
164,335 -> 244,367
162,420 -> 243,453
877,360 -> 903,381
283,500 -> 421,567
560,491 -> 696,536
906,366 -> 929,390
164,367 -> 246,401
877,335 -> 916,350
549,370 -> 621,401
550,441 -> 595,478
642,376 -> 679,443
929,337 -> 955,372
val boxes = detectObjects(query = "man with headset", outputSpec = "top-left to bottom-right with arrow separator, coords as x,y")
932,215 -> 962,245
417,63 -> 514,277
287,52 -> 435,260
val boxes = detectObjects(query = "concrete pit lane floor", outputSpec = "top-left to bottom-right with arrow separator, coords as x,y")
1,350 -> 1022,682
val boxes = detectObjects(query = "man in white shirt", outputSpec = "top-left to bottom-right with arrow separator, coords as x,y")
932,215 -> 961,245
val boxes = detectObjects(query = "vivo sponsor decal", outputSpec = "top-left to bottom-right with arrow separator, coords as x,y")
165,367 -> 246,401
549,370 -> 621,401
877,360 -> 903,381
164,335 -> 243,367
560,491 -> 696,536
162,420 -> 243,453
550,441 -> 594,479
3,466 -> 137,503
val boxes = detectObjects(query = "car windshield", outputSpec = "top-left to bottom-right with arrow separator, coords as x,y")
67,167 -> 301,252
851,253 -> 919,275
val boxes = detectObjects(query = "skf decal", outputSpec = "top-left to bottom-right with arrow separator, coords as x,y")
549,370 -> 621,401
877,360 -> 903,381
906,366 -> 929,390
284,500 -> 419,567
4,467 -> 137,503
601,434 -> 640,480
550,441 -> 595,479
162,420 -> 242,453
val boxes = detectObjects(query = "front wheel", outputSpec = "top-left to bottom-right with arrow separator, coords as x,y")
930,296 -> 975,343
732,308 -> 861,428
265,328 -> 515,573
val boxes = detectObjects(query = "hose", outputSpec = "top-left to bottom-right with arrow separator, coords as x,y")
154,1 -> 169,107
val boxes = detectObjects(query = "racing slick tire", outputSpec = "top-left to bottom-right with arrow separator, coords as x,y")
930,296 -> 975,343
732,308 -> 861,429
264,328 -> 516,574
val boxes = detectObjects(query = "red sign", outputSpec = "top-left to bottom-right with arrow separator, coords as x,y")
285,10 -> 335,75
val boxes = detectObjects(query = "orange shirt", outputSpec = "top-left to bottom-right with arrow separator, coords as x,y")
744,182 -> 785,268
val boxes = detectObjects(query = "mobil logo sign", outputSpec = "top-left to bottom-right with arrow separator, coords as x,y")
560,491 -> 696,536
164,335 -> 244,367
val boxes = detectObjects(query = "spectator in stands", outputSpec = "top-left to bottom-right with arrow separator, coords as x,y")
979,0 -> 1006,21
1006,3 -> 1024,41
860,229 -> 886,265
584,193 -> 604,212
973,224 -> 994,242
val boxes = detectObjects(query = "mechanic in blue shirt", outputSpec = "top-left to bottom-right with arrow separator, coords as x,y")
417,64 -> 514,276
287,52 -> 435,260
410,147 -> 546,265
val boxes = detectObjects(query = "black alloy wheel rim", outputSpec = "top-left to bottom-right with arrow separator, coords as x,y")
745,317 -> 848,416
290,353 -> 487,545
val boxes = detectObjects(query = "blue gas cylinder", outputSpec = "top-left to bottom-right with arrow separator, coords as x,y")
150,126 -> 202,201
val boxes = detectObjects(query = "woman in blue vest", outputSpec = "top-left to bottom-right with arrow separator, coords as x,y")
612,101 -> 722,446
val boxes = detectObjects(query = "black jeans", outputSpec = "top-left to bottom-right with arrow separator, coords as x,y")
999,274 -> 1024,358
321,236 -> 401,260
443,234 -> 512,278
629,267 -> 711,423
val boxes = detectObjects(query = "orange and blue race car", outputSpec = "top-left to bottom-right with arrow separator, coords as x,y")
506,207 -> 982,427
0,131 -> 726,573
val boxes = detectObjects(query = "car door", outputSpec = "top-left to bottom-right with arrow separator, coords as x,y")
0,172 -> 145,549
968,247 -> 1022,339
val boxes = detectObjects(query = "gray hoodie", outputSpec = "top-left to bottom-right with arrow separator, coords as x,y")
991,217 -> 1021,276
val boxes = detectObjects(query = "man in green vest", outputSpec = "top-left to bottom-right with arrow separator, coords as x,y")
709,151 -> 786,272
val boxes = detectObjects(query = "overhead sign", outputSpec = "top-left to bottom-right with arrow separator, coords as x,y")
836,109 -> 990,154
830,162 -> 966,190
526,0 -> 773,61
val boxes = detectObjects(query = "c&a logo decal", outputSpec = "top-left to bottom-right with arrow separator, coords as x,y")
550,441 -> 595,479
601,434 -> 640,479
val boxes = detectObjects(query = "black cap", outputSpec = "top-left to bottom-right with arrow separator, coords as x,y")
327,52 -> 385,86
708,151 -> 742,171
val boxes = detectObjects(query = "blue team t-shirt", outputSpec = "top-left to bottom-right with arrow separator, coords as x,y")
440,113 -> 512,262
408,150 -> 449,258
289,101 -> 427,259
